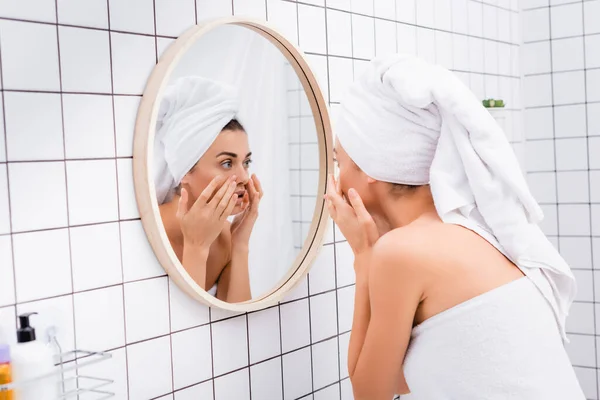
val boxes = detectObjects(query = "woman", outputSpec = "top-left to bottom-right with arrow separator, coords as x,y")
154,76 -> 263,303
326,54 -> 584,399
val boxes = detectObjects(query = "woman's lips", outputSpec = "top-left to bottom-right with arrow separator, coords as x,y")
235,189 -> 246,201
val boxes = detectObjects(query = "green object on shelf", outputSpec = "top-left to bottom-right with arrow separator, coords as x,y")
482,99 -> 490,107
482,98 -> 505,108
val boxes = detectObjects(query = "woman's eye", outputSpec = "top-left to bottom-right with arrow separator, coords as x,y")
221,160 -> 232,169
244,159 -> 252,168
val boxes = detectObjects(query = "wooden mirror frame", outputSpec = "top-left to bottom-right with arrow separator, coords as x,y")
133,17 -> 333,312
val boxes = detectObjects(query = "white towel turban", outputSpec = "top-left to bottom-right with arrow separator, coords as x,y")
336,54 -> 576,340
154,76 -> 240,204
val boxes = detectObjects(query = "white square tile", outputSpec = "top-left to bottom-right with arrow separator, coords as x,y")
554,105 -> 586,138
498,9 -> 511,43
0,237 -> 14,307
172,325 -> 212,389
77,348 -> 128,399
4,92 -> 63,161
251,358 -> 283,400
591,170 -> 600,203
169,278 -> 209,331
283,348 -> 312,400
523,8 -> 549,42
351,0 -> 373,15
590,137 -> 600,169
335,241 -> 355,287
57,0 -> 108,28
196,0 -> 232,20
576,366 -> 598,400
212,315 -> 249,376
593,204 -> 600,236
210,306 -> 245,323
315,384 -> 340,400
120,220 -> 165,282
551,3 -> 583,39
482,5 -> 498,40
234,0 -> 266,18
63,94 -> 115,159
13,228 -> 71,302
327,0 -> 351,12
0,100 -> 5,162
470,74 -> 485,101
527,172 -> 556,203
111,32 -> 156,95
555,137 -> 588,171
416,0 -> 434,27
214,369 -> 250,400
524,74 -> 552,107
175,382 -> 213,400
596,272 -> 600,298
74,285 -> 125,350
328,56 -> 353,103
375,19 -> 396,57
557,171 -> 589,203
0,0 -> 55,22
310,292 -> 338,343
558,204 -> 590,236
127,336 -> 173,399
0,20 -> 60,91
468,37 -> 485,73
433,0 -> 451,31
451,0 -> 468,34
565,334 -> 595,367
340,378 -> 352,399
0,306 -> 16,346
539,204 -> 558,236
312,338 -> 339,390
553,71 -> 585,106
484,75 -> 499,98
572,270 -> 593,302
248,307 -> 280,364
435,31 -> 453,70
301,195 -> 318,221
374,0 -> 395,19
468,1 -> 483,36
70,222 -> 123,292
524,108 -> 553,140
117,158 -> 138,219
586,34 -> 600,69
298,4 -> 326,54
551,37 -> 584,72
566,302 -> 594,334
396,0 -> 415,23
114,95 -> 142,157
308,245 -> 336,295
155,0 -> 195,37
17,295 -> 75,351
396,23 -> 417,56
560,238 -> 593,271
0,166 -> 9,235
417,27 -> 436,64
452,34 -> 469,71
523,42 -> 551,75
282,276 -> 308,302
58,26 -> 112,93
280,299 -> 310,353
584,1 -> 600,35
337,286 -> 355,333
588,69 -> 600,102
124,277 -> 170,343
484,40 -> 498,75
267,0 -> 298,45
521,0 -> 548,9
108,0 -> 154,34
66,160 -> 118,225
352,14 -> 375,59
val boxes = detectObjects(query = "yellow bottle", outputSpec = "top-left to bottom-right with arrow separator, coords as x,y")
0,344 -> 13,400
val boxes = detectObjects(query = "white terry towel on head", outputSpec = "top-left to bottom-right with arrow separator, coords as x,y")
335,54 -> 576,340
154,76 -> 240,204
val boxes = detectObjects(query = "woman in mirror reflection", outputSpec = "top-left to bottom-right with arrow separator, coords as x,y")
154,76 -> 262,303
326,54 -> 584,400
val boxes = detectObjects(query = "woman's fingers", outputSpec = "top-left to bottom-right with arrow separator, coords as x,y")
215,180 -> 237,216
207,175 -> 236,208
221,187 -> 238,219
327,174 -> 347,210
252,174 -> 263,198
176,187 -> 189,220
348,188 -> 379,244
198,175 -> 226,204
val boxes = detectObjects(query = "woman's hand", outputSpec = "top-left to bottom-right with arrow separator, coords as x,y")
325,174 -> 379,258
231,174 -> 263,248
177,175 -> 238,250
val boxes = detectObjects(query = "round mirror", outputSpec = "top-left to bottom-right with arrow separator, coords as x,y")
133,18 -> 332,311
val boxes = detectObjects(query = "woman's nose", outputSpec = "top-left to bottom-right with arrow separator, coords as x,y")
235,165 -> 249,184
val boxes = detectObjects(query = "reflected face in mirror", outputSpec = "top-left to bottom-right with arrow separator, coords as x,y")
180,121 -> 252,217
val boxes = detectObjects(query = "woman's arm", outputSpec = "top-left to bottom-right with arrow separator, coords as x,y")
347,252 -> 371,377
349,232 -> 423,400
182,243 -> 210,290
215,243 -> 252,302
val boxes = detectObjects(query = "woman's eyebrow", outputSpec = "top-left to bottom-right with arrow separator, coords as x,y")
216,151 -> 237,158
245,152 -> 252,158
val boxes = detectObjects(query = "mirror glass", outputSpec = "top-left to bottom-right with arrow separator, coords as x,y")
152,24 -> 320,303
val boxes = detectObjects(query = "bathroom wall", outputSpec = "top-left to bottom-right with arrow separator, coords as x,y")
521,1 -> 600,399
0,0 -> 520,399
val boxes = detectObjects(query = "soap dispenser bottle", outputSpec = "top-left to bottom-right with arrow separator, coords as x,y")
10,313 -> 58,400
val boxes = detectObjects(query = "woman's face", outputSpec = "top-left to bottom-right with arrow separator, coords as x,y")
333,137 -> 376,210
181,128 -> 252,215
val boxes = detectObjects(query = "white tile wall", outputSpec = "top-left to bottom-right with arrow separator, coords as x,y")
523,0 -> 600,396
0,0 -> 520,398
